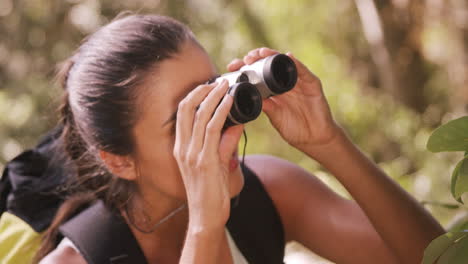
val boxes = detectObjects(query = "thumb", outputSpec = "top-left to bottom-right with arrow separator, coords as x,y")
262,97 -> 286,131
262,97 -> 281,118
218,124 -> 244,164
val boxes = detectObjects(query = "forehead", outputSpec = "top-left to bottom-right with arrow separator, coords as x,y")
136,41 -> 217,129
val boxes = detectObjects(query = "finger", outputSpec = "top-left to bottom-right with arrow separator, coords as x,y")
227,58 -> 245,72
286,52 -> 319,84
174,83 -> 218,156
189,79 -> 229,152
247,48 -> 260,59
218,124 -> 244,164
262,97 -> 280,115
259,47 -> 279,57
202,94 -> 234,154
244,47 -> 279,65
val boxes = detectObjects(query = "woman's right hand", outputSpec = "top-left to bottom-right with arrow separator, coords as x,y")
173,79 -> 244,229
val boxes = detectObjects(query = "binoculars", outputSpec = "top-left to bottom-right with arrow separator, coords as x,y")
212,53 -> 298,128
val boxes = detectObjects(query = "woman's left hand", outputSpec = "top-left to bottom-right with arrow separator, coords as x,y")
227,47 -> 340,153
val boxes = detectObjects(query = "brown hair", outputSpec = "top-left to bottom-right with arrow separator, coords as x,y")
34,14 -> 193,262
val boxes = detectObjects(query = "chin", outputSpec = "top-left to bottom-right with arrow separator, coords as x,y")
229,165 -> 245,198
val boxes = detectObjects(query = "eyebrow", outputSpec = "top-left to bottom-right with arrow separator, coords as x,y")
162,75 -> 220,128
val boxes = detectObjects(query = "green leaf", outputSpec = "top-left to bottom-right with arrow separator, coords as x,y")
451,158 -> 468,203
451,160 -> 463,203
422,231 -> 468,264
421,200 -> 461,209
437,235 -> 468,264
450,237 -> 468,264
427,116 -> 468,153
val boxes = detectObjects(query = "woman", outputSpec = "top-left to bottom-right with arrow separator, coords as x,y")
36,14 -> 444,263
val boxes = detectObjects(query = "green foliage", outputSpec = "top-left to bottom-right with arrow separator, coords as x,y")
424,117 -> 468,263
451,157 -> 468,203
423,231 -> 468,264
421,201 -> 461,210
427,117 -> 468,202
427,117 -> 468,153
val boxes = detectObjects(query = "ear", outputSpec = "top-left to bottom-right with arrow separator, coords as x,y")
99,150 -> 137,181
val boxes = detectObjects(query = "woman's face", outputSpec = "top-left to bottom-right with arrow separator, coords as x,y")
130,40 -> 244,202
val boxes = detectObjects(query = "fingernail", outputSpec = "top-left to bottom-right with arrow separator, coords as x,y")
248,50 -> 258,57
259,48 -> 266,56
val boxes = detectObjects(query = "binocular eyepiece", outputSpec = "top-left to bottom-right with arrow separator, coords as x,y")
211,53 -> 298,128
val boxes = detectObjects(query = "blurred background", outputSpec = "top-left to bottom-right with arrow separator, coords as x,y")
1,0 -> 467,263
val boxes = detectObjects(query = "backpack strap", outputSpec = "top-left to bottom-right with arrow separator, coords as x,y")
59,201 -> 147,264
226,164 -> 285,264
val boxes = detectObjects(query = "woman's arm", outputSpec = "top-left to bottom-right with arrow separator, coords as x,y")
180,224 -> 227,263
304,128 -> 444,263
174,80 -> 242,264
229,47 -> 444,264
246,154 -> 400,264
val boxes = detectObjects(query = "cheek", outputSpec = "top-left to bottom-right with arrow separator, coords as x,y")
134,135 -> 188,199
134,132 -> 245,200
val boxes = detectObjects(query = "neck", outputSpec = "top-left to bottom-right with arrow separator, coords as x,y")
122,191 -> 190,263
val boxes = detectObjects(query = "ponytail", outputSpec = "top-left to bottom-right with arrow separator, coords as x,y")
57,57 -> 87,164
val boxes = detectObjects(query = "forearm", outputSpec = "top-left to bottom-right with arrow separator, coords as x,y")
303,128 -> 444,264
180,222 -> 225,264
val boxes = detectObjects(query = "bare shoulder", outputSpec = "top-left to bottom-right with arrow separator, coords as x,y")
243,154 -> 333,199
39,243 -> 87,264
243,155 -> 346,241
243,154 -> 301,181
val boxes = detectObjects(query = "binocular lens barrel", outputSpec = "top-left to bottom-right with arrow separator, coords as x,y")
224,82 -> 262,128
218,53 -> 298,129
263,54 -> 298,95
